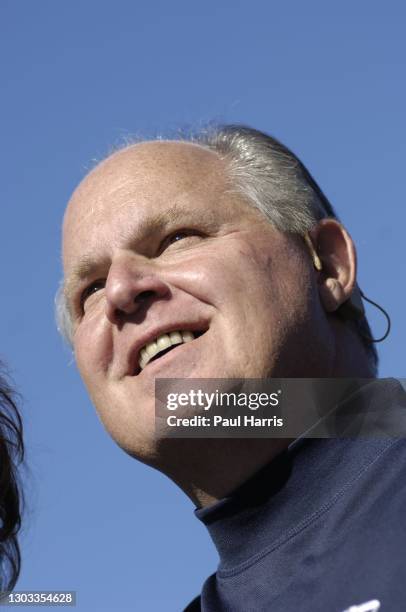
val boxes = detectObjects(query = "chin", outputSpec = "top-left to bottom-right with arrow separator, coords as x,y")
116,423 -> 161,465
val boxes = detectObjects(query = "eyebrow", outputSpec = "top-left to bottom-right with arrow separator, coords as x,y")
63,203 -> 219,302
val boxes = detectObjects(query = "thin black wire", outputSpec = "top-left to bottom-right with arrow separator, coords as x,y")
360,291 -> 391,343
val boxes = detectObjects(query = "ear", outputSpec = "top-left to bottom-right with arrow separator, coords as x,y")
308,219 -> 357,313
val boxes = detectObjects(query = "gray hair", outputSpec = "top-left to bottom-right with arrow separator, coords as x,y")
194,124 -> 335,233
56,124 -> 378,371
55,282 -> 73,346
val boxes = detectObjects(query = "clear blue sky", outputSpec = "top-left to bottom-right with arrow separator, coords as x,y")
1,1 -> 405,610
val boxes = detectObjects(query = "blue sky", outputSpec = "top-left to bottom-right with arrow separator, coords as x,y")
1,1 -> 405,610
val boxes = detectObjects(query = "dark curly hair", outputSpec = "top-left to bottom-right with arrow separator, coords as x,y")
0,366 -> 24,592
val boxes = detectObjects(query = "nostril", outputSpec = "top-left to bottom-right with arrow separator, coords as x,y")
135,290 -> 155,303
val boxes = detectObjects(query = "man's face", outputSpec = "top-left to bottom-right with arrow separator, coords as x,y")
63,142 -> 331,460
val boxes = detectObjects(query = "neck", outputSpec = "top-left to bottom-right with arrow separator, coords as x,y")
154,437 -> 292,508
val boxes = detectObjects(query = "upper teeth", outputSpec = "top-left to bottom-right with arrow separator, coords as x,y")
139,330 -> 195,370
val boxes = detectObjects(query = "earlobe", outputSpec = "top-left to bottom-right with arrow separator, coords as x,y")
319,278 -> 346,312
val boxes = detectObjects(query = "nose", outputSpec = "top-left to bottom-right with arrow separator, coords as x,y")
104,253 -> 170,323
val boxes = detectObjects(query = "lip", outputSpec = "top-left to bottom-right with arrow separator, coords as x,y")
128,322 -> 209,376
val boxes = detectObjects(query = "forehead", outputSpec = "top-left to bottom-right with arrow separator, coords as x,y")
62,141 -> 232,267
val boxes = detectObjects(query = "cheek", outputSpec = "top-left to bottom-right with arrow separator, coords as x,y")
196,241 -> 291,310
74,315 -> 113,386
170,239 -> 276,304
206,239 -> 316,344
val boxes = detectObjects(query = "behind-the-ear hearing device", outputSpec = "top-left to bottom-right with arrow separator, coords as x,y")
304,233 -> 322,271
304,232 -> 390,342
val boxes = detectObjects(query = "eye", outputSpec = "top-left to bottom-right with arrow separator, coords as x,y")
80,279 -> 105,311
160,229 -> 203,252
168,231 -> 190,244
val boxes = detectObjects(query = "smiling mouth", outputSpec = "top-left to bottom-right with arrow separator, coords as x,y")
138,330 -> 205,372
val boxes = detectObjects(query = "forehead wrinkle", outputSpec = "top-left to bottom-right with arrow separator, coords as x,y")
65,141 -> 230,230
67,170 -> 216,231
66,172 -> 137,228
